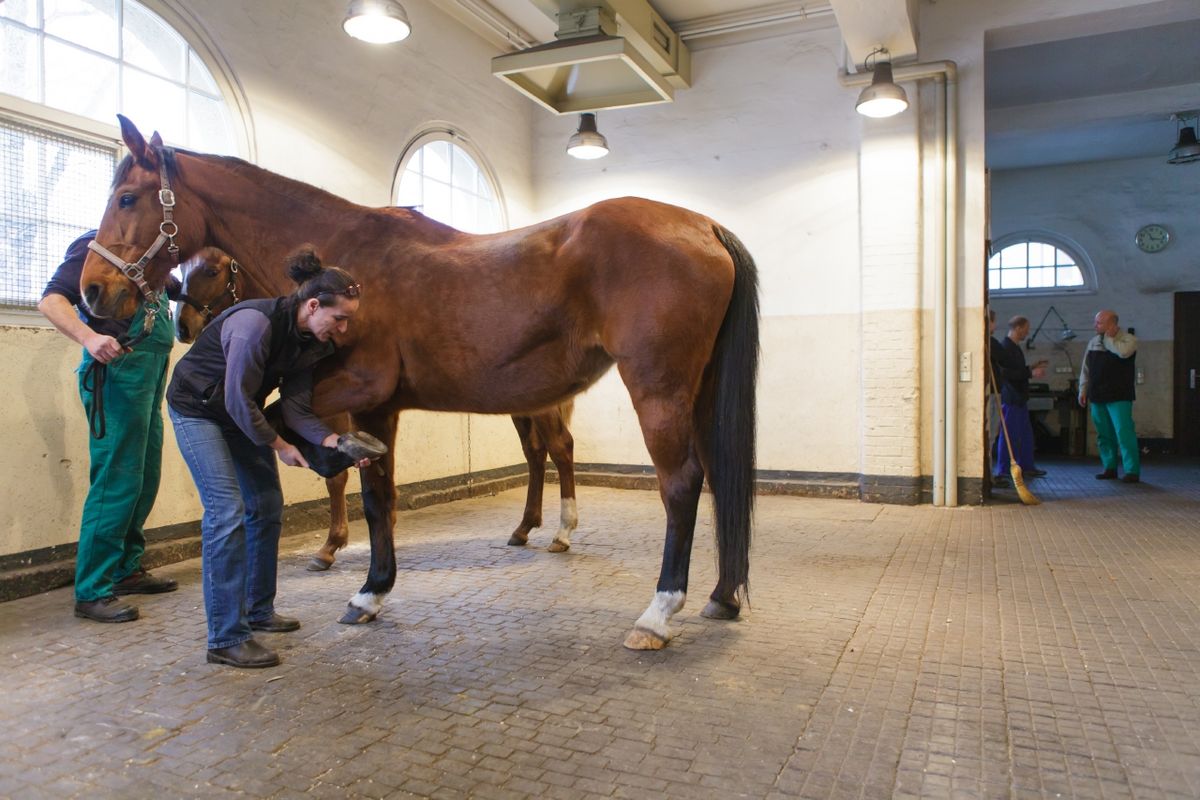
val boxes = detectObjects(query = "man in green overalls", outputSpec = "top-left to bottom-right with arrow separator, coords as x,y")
38,231 -> 179,622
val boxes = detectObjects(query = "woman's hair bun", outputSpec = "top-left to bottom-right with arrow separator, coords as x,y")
286,246 -> 323,284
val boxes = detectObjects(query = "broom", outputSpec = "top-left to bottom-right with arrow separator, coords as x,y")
986,355 -> 1041,506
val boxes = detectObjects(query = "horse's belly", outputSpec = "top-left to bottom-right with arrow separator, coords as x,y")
403,344 -> 613,415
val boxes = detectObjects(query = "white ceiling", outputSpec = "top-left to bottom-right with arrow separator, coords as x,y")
985,3 -> 1200,171
451,0 -> 1200,171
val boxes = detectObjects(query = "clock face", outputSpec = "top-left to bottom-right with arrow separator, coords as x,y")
1135,224 -> 1170,253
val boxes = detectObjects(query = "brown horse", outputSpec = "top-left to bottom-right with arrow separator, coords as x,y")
81,116 -> 758,650
174,247 -> 582,565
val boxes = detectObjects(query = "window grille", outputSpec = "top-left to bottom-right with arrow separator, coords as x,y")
395,137 -> 504,234
0,116 -> 118,309
987,235 -> 1095,296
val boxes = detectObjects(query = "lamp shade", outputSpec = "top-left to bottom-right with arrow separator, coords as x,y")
1169,125 -> 1200,164
343,0 -> 411,44
855,62 -> 908,118
567,113 -> 609,160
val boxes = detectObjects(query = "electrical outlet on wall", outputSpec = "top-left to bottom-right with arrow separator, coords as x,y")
959,352 -> 971,382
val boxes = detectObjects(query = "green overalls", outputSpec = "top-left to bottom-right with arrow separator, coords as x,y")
74,296 -> 174,602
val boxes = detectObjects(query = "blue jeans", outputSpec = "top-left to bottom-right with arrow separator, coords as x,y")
169,407 -> 284,649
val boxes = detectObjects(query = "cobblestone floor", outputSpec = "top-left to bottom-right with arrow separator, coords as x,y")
2,459 -> 1199,799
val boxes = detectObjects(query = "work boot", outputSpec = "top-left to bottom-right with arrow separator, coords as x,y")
113,569 -> 178,595
1120,473 -> 1141,483
1095,469 -> 1118,480
75,596 -> 139,623
249,613 -> 301,633
207,639 -> 280,669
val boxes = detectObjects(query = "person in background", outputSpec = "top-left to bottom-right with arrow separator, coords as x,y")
1079,309 -> 1140,483
987,309 -> 1005,484
167,248 -> 378,669
994,315 -> 1049,481
38,231 -> 179,623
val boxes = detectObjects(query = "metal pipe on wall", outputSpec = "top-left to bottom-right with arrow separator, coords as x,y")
840,60 -> 960,506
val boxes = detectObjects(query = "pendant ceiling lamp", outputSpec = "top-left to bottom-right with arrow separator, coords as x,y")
1168,112 -> 1200,165
855,49 -> 908,119
343,0 -> 411,44
567,113 -> 609,160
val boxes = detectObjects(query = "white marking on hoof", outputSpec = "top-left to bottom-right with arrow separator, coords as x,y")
553,498 -> 578,548
633,590 -> 685,642
350,591 -> 385,616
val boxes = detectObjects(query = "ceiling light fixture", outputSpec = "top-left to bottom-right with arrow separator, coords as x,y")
567,113 -> 609,160
1168,111 -> 1200,165
343,0 -> 411,44
855,48 -> 908,119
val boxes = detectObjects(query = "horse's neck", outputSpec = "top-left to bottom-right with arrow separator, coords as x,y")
181,152 -> 370,284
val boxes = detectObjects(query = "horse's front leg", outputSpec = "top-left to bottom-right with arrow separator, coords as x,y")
339,409 -> 399,625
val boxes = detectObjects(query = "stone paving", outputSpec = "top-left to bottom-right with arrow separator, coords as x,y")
2,459 -> 1200,798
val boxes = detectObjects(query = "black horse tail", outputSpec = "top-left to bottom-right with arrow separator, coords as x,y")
709,225 -> 760,604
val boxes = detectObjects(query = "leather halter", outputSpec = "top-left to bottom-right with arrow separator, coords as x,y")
85,147 -> 180,347
177,259 -> 242,323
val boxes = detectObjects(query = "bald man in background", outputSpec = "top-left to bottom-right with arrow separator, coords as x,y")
1079,309 -> 1140,483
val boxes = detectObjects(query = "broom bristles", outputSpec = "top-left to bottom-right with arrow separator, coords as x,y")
1008,463 -> 1041,506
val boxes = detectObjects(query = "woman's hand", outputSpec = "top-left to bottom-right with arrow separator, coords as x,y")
323,432 -> 372,468
271,437 -> 309,468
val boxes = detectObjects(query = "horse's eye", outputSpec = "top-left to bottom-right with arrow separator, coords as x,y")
205,267 -> 219,277
119,194 -> 136,209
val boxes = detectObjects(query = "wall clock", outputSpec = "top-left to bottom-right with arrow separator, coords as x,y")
1135,223 -> 1170,253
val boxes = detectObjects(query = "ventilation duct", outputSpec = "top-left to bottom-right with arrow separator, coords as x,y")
491,1 -> 690,115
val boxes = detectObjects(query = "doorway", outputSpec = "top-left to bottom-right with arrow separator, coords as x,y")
1174,292 -> 1200,455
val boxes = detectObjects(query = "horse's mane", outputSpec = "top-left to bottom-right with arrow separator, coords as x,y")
114,148 -> 465,244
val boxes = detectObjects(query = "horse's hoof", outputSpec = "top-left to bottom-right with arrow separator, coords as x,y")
506,533 -> 528,546
547,540 -> 570,553
623,627 -> 668,650
338,605 -> 377,625
700,599 -> 740,620
306,557 -> 333,572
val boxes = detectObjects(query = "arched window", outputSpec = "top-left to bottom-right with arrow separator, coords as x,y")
1,0 -> 245,310
393,132 -> 504,234
987,232 -> 1096,296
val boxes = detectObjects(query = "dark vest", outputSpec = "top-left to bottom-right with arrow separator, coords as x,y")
1086,346 -> 1136,403
167,297 -> 334,426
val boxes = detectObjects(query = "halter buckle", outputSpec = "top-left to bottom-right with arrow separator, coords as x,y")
158,189 -> 176,208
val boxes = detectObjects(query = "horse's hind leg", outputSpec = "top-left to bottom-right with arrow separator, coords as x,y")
339,409 -> 399,625
307,470 -> 350,571
534,407 -> 577,553
621,392 -> 705,651
508,415 -> 546,546
308,413 -> 352,571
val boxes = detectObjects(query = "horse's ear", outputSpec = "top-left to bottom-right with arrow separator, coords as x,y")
117,114 -> 159,170
149,131 -> 164,149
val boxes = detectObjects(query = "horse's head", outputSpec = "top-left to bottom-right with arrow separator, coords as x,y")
81,115 -> 206,320
175,247 -> 243,343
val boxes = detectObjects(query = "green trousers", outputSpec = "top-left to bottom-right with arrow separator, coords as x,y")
74,304 -> 173,602
1089,400 -> 1140,477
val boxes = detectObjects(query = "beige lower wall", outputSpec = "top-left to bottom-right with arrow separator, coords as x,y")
1,322 -> 524,559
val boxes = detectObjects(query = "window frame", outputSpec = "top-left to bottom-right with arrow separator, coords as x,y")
391,126 -> 507,233
0,0 -> 252,321
987,230 -> 1097,298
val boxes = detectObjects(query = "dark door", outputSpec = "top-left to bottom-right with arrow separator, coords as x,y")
1174,292 -> 1200,455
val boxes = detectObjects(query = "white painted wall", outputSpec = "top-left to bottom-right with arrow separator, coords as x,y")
534,27 -> 866,475
0,0 -> 536,559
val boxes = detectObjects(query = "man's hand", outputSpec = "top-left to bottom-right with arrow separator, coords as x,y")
84,332 -> 127,364
1078,391 -> 1088,408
